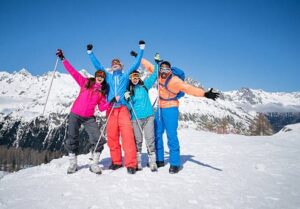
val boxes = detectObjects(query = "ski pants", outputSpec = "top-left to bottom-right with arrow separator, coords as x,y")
106,106 -> 137,168
132,116 -> 155,154
65,112 -> 106,155
154,107 -> 180,166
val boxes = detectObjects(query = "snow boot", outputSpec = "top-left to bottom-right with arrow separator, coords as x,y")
156,161 -> 165,168
89,152 -> 102,175
169,165 -> 180,174
67,153 -> 78,174
109,163 -> 122,170
148,152 -> 158,172
127,167 -> 136,174
136,152 -> 142,171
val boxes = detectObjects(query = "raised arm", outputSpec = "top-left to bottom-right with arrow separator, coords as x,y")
86,44 -> 107,73
56,49 -> 87,87
144,61 -> 159,90
141,58 -> 154,73
169,76 -> 205,97
124,40 -> 145,77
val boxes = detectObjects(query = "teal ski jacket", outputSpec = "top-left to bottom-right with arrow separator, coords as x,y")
129,64 -> 158,120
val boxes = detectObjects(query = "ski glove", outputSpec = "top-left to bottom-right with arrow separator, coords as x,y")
87,44 -> 93,54
56,49 -> 65,61
154,53 -> 162,64
204,88 -> 220,101
87,44 -> 93,51
139,40 -> 145,50
124,91 -> 131,101
110,97 -> 117,103
130,50 -> 138,57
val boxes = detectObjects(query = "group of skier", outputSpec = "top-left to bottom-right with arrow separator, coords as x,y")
56,40 -> 219,175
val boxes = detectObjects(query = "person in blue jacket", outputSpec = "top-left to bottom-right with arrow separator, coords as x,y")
124,53 -> 159,172
86,40 -> 145,174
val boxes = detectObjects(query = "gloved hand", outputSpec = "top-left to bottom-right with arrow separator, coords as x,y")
87,44 -> 93,54
110,97 -> 117,103
154,53 -> 161,63
124,91 -> 131,101
130,50 -> 138,57
56,49 -> 65,60
87,44 -> 93,51
139,40 -> 145,50
204,88 -> 220,101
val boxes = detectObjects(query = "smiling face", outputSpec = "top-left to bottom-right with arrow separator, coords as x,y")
111,59 -> 123,71
130,72 -> 140,85
159,63 -> 172,79
95,70 -> 106,84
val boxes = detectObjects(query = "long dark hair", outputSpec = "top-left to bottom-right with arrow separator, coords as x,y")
127,70 -> 144,97
85,78 -> 108,96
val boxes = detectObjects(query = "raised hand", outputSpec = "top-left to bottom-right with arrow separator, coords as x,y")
56,49 -> 65,60
204,88 -> 220,101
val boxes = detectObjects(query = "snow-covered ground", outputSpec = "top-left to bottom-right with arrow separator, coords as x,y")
0,124 -> 300,209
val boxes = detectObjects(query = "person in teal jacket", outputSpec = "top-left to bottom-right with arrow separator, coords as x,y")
124,54 -> 159,172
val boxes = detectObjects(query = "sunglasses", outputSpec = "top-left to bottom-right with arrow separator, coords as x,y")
130,73 -> 140,80
159,67 -> 171,73
95,71 -> 106,78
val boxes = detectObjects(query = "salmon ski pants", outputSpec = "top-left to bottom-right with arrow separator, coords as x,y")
106,106 -> 137,168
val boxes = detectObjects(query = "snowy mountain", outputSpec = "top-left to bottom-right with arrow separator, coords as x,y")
0,123 -> 299,209
0,69 -> 300,152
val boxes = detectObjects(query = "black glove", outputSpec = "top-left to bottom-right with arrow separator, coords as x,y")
56,49 -> 65,60
204,88 -> 220,101
110,97 -> 117,103
139,40 -> 145,49
139,40 -> 145,45
130,50 -> 138,57
87,44 -> 93,51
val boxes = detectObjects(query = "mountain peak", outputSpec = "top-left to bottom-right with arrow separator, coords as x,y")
15,68 -> 32,76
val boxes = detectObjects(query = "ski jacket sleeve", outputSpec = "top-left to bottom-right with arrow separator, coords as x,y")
98,95 -> 110,112
62,59 -> 87,87
88,52 -> 107,73
141,58 -> 154,73
168,76 -> 205,97
124,49 -> 144,78
144,62 -> 158,90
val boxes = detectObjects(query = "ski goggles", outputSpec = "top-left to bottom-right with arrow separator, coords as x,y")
130,73 -> 140,80
159,67 -> 171,74
95,71 -> 106,78
111,59 -> 122,67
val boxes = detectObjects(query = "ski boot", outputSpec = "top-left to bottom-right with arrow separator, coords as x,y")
136,152 -> 142,171
148,152 -> 158,172
127,167 -> 136,174
67,153 -> 78,174
109,163 -> 122,170
156,160 -> 165,168
169,165 -> 180,174
89,152 -> 102,175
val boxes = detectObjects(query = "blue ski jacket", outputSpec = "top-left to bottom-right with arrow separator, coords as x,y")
128,64 -> 158,121
88,49 -> 144,107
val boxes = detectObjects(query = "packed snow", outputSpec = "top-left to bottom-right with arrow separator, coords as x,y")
1,124 -> 299,209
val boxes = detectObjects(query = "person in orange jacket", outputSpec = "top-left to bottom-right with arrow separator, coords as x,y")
139,57 -> 219,174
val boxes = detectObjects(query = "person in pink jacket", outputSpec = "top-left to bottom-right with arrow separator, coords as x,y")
56,49 -> 110,175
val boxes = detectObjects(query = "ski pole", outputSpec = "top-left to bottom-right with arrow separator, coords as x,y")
93,103 -> 115,154
128,101 -> 152,154
42,58 -> 59,116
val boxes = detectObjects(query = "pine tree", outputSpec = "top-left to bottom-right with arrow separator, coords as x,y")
250,113 -> 273,136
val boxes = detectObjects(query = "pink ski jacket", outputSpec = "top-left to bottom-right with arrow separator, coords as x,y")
62,59 -> 110,117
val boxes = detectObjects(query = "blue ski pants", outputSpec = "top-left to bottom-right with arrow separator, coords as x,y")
154,107 -> 180,166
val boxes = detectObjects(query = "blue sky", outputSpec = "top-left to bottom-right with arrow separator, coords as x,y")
0,0 -> 299,92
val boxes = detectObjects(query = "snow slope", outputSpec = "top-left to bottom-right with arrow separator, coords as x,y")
1,124 -> 299,209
